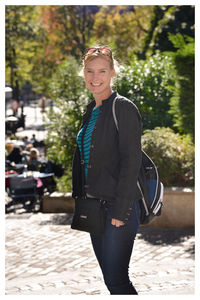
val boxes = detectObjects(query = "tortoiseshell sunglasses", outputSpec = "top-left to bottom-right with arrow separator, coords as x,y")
84,47 -> 112,58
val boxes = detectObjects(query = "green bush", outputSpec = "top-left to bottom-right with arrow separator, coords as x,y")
44,57 -> 89,192
116,52 -> 175,130
167,34 -> 194,141
142,127 -> 194,187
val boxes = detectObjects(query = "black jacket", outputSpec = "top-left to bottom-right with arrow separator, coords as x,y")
72,91 -> 142,222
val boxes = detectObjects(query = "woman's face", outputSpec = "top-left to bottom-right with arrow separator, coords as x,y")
84,57 -> 115,98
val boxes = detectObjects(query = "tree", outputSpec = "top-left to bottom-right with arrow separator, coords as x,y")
142,5 -> 194,58
92,5 -> 154,63
139,5 -> 167,59
31,5 -> 99,95
167,34 -> 194,141
153,5 -> 194,52
39,5 -> 99,60
5,5 -> 41,100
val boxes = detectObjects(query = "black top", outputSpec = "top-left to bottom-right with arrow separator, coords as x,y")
72,91 -> 142,223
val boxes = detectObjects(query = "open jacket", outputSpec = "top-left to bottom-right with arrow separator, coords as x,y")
72,91 -> 142,223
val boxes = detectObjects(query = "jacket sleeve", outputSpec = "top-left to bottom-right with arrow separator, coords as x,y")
111,98 -> 142,222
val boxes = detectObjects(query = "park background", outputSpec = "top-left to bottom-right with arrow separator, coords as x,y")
5,4 -> 195,193
3,3 -> 197,296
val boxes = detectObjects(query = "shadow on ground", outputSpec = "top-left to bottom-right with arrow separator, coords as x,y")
39,213 -> 73,226
38,213 -> 194,252
137,226 -> 194,247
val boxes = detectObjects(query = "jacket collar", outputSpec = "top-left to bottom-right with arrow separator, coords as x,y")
86,91 -> 117,110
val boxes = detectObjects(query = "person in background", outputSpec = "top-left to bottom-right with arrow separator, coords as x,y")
6,145 -> 23,164
5,143 -> 14,157
28,148 -> 41,171
30,134 -> 38,147
23,136 -> 31,146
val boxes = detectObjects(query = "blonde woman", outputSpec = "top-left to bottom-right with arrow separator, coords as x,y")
72,47 -> 142,295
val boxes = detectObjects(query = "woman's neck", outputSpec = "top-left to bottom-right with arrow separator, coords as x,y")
94,88 -> 113,107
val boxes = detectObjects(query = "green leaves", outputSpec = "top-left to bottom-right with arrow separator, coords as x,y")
44,57 -> 90,192
142,127 -> 194,187
116,52 -> 175,130
167,34 -> 194,140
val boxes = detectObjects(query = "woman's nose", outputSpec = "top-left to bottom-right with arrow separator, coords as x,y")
92,73 -> 100,81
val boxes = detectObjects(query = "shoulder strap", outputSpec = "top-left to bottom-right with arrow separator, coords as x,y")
112,97 -> 119,131
80,117 -> 90,197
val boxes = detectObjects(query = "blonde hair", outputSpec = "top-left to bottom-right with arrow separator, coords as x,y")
5,143 -> 14,154
84,52 -> 114,69
79,45 -> 119,76
30,148 -> 39,159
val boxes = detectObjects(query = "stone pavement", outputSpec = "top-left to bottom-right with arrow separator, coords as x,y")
5,212 -> 195,296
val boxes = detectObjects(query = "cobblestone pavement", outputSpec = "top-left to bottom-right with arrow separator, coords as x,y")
5,212 -> 195,295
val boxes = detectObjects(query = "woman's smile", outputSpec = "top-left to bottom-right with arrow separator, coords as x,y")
91,82 -> 102,87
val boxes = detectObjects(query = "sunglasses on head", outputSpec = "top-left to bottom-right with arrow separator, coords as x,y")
84,47 -> 112,58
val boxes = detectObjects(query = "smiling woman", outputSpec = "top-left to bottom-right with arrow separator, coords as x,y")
84,57 -> 115,106
82,47 -> 116,107
71,45 -> 143,295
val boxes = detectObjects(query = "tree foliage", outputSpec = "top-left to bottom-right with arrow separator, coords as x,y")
92,5 -> 154,63
116,52 -> 175,130
39,5 -> 98,60
44,57 -> 89,191
166,34 -> 194,141
143,5 -> 194,58
5,5 -> 40,99
30,5 -> 99,94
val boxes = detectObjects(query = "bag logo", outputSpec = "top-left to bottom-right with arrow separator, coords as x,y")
80,215 -> 88,219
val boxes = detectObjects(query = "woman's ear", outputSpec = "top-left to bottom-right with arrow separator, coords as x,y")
111,68 -> 116,78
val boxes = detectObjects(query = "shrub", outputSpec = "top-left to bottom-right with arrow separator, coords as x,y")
116,52 -> 175,130
44,57 -> 89,192
142,127 -> 194,187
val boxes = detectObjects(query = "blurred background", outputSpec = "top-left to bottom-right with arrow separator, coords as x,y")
5,5 -> 194,198
4,7 -> 195,295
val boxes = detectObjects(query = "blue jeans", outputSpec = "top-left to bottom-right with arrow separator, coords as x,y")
90,199 -> 140,295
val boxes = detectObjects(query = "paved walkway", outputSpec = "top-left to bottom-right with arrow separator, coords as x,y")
5,212 -> 195,295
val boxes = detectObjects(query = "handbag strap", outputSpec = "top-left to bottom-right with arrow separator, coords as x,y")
112,96 -> 119,131
80,116 -> 90,198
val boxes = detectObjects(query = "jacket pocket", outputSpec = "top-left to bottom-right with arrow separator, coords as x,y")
94,167 -> 117,198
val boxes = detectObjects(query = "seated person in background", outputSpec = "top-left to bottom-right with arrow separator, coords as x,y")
30,134 -> 38,147
6,145 -> 23,164
5,143 -> 14,156
22,143 -> 33,162
23,136 -> 31,146
25,143 -> 33,152
28,148 -> 41,171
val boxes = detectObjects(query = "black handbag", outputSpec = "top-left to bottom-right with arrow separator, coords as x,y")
71,196 -> 106,235
71,116 -> 107,235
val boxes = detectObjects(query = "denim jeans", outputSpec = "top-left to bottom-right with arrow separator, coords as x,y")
90,199 -> 140,295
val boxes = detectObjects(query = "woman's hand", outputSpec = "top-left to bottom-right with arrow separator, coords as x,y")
111,218 -> 125,227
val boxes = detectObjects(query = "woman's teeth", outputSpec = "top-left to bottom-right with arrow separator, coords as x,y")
92,83 -> 101,86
